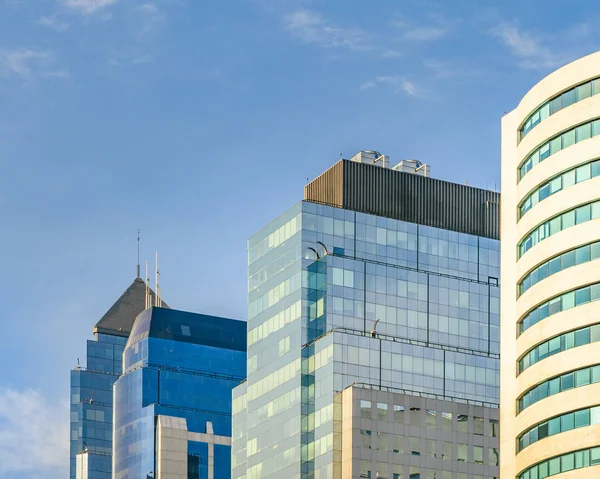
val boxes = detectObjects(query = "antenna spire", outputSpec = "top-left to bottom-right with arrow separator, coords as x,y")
155,251 -> 162,307
145,260 -> 150,309
136,229 -> 141,278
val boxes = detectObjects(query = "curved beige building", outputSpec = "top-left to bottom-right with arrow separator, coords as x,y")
501,51 -> 600,479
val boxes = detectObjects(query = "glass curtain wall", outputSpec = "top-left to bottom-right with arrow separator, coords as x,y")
240,201 -> 500,479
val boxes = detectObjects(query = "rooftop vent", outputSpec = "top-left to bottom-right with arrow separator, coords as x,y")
391,159 -> 430,177
349,150 -> 389,168
349,150 -> 430,177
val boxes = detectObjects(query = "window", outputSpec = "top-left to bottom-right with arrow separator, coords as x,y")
361,429 -> 372,449
474,446 -> 484,464
519,117 -> 600,180
563,129 -> 576,148
425,410 -> 437,428
441,412 -> 452,431
442,441 -> 452,460
180,324 -> 191,336
520,76 -> 600,141
519,325 -> 600,373
575,409 -> 590,428
394,404 -> 405,422
518,364 -> 600,411
410,407 -> 421,426
488,448 -> 499,467
393,435 -> 404,454
562,453 -> 575,471
518,201 -> 600,258
410,437 -> 420,456
457,414 -> 468,432
368,431 -> 383,451
474,416 -> 484,435
360,460 -> 371,478
519,159 -> 600,220
377,464 -> 388,479
377,402 -> 388,420
457,443 -> 467,462
520,283 -> 600,334
518,406 -> 600,451
489,419 -> 499,437
425,439 -> 436,458
361,400 -> 371,419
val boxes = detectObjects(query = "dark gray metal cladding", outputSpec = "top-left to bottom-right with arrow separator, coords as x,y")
304,159 -> 500,239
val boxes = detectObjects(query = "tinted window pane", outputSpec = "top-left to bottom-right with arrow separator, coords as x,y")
577,164 -> 591,182
577,123 -> 592,141
563,129 -> 576,148
575,287 -> 591,306
575,409 -> 590,428
577,82 -> 592,100
576,205 -> 591,224
550,97 -> 562,114
576,245 -> 591,264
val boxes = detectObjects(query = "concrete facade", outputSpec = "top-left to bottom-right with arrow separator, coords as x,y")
501,51 -> 600,479
337,386 -> 499,479
156,415 -> 232,479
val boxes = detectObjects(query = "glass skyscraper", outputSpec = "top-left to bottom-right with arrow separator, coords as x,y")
112,306 -> 247,479
70,277 -> 162,479
232,153 -> 501,479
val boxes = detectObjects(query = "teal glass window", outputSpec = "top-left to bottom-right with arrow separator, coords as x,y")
518,325 -> 600,373
519,282 -> 600,333
577,122 -> 591,141
518,200 -> 600,257
518,406 -> 600,452
518,117 -> 600,181
517,158 -> 600,219
519,76 -> 600,141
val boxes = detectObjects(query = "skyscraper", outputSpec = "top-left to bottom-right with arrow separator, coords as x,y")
112,306 -> 247,479
70,277 -> 163,479
501,52 -> 600,479
232,153 -> 501,479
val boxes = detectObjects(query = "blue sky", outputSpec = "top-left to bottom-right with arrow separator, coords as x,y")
0,0 -> 599,477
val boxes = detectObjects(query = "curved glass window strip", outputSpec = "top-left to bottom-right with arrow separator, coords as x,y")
518,405 -> 600,452
518,364 -> 600,413
519,78 -> 600,141
519,241 -> 600,296
519,282 -> 600,334
519,159 -> 600,218
518,118 -> 600,181
518,199 -> 600,258
518,323 -> 600,374
518,446 -> 600,479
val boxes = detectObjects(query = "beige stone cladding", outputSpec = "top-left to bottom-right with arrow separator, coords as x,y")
501,51 -> 600,479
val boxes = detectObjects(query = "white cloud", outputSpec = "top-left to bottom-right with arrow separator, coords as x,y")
392,20 -> 448,42
381,49 -> 403,58
285,10 -> 370,51
0,388 -> 69,475
60,0 -> 117,15
0,48 -> 70,82
0,48 -> 52,78
491,23 -> 566,69
38,15 -> 70,32
360,75 -> 421,97
137,2 -> 158,14
45,69 -> 72,79
136,2 -> 164,37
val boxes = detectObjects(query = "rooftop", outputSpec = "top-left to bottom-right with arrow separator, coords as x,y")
304,159 -> 500,239
93,277 -> 167,337
126,306 -> 247,352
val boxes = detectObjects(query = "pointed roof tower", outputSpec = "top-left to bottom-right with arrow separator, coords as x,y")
93,278 -> 169,337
